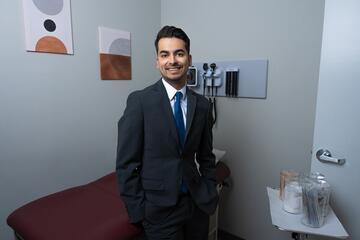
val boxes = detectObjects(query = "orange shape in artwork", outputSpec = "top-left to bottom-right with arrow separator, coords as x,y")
35,36 -> 67,54
100,53 -> 132,80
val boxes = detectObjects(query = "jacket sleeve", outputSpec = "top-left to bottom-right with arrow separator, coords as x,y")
197,101 -> 218,190
116,92 -> 144,223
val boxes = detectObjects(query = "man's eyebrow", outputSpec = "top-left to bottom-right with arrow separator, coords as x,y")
159,49 -> 186,54
159,50 -> 169,54
174,49 -> 186,54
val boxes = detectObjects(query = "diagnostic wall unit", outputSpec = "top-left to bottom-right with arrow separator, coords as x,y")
187,60 -> 268,99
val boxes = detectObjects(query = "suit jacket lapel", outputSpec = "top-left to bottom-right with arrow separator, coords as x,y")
156,80 -> 180,146
185,88 -> 197,144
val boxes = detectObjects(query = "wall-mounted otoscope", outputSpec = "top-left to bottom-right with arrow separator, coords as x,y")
202,63 -> 208,96
198,62 -> 219,125
202,62 -> 222,97
210,63 -> 216,97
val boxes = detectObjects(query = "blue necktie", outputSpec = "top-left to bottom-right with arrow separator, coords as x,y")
174,92 -> 185,147
174,92 -> 187,193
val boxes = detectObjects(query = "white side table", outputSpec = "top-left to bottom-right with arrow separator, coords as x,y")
267,187 -> 348,239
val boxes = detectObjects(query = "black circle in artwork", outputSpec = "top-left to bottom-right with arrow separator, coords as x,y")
44,19 -> 56,32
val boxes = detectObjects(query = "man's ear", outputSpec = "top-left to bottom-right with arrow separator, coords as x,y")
189,54 -> 192,66
155,57 -> 160,69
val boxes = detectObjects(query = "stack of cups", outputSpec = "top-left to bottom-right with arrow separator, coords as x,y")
279,170 -> 299,200
282,172 -> 303,214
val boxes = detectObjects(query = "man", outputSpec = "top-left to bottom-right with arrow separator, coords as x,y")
116,25 -> 218,240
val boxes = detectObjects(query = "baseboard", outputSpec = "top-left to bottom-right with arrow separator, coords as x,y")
218,229 -> 245,240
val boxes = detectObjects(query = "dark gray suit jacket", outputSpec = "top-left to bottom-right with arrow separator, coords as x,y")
116,80 -> 219,223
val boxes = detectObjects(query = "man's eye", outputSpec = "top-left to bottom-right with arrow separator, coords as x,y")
177,53 -> 184,57
160,54 -> 168,58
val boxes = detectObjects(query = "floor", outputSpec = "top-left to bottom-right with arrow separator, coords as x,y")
134,229 -> 244,240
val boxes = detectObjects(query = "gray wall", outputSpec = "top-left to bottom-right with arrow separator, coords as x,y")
0,1 -> 327,239
161,0 -> 324,239
0,0 -> 160,239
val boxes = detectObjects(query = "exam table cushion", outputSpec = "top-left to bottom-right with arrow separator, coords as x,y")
7,172 -> 142,240
7,161 -> 230,240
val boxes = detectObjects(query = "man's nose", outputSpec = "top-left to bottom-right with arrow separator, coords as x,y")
168,54 -> 177,64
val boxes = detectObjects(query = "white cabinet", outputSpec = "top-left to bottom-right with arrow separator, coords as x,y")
208,185 -> 222,240
208,205 -> 219,240
208,149 -> 227,240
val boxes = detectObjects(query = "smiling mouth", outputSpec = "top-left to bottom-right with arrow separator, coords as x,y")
165,64 -> 182,71
166,66 -> 181,71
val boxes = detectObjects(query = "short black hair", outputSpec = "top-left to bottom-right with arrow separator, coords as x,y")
154,25 -> 190,54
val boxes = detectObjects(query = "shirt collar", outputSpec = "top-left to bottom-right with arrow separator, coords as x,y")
162,78 -> 187,101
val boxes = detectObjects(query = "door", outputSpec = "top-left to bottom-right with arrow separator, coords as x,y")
311,0 -> 360,239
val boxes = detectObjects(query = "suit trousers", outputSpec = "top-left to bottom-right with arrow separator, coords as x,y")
142,194 -> 210,240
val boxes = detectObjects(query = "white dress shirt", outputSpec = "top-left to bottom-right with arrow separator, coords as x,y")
162,78 -> 187,128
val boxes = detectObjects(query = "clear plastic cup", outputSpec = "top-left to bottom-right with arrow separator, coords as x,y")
282,174 -> 302,214
279,170 -> 299,200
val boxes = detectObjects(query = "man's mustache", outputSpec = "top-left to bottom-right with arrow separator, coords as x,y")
166,63 -> 182,68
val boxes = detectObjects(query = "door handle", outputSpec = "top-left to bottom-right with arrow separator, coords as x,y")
316,149 -> 346,165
